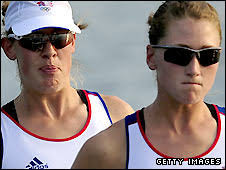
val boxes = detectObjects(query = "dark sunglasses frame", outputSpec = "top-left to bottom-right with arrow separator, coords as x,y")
151,45 -> 222,67
7,31 -> 75,52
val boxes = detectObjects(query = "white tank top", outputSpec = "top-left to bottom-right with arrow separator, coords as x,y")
1,90 -> 112,169
125,104 -> 225,169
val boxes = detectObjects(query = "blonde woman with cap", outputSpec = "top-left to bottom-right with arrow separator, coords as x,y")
1,1 -> 134,169
71,1 -> 225,169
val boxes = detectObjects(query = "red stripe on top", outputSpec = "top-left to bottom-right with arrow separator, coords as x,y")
136,105 -> 222,161
1,89 -> 92,142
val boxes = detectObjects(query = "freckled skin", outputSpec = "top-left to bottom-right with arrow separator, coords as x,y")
14,28 -> 75,94
151,18 -> 220,105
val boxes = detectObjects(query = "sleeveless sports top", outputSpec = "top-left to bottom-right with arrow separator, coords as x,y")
125,103 -> 225,169
1,90 -> 113,169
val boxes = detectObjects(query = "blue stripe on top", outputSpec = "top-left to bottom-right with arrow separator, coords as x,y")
125,112 -> 137,125
125,111 -> 138,169
85,90 -> 113,124
217,105 -> 225,114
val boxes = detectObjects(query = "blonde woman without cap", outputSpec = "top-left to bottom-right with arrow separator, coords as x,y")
1,1 -> 134,169
71,1 -> 225,169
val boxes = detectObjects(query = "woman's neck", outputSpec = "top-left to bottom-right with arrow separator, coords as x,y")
144,96 -> 213,134
14,86 -> 81,119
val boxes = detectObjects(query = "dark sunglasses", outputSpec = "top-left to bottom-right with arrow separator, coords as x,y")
151,45 -> 221,67
8,31 -> 74,52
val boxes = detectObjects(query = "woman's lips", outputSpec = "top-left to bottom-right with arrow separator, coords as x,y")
182,82 -> 202,86
40,65 -> 58,74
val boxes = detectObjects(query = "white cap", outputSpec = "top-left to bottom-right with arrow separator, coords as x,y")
5,1 -> 81,36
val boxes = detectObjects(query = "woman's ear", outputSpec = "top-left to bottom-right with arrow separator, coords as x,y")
70,34 -> 76,53
146,45 -> 157,70
1,38 -> 17,60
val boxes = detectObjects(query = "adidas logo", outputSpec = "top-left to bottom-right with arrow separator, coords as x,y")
25,157 -> 48,169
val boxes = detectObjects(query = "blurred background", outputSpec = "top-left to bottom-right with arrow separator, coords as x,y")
1,1 -> 225,111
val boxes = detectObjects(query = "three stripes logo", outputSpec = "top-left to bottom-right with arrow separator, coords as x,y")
25,157 -> 48,169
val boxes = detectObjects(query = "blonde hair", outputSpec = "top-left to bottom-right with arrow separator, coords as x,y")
147,1 -> 222,45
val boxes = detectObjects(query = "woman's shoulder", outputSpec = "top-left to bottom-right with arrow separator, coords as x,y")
99,93 -> 134,123
87,118 -> 126,147
79,89 -> 134,122
72,119 -> 127,168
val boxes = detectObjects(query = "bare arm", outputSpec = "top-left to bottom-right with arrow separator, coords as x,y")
71,119 -> 127,169
101,95 -> 134,123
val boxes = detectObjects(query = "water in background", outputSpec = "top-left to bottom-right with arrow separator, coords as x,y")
1,1 -> 225,111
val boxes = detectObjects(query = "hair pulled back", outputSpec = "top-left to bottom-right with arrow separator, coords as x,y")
147,1 -> 222,45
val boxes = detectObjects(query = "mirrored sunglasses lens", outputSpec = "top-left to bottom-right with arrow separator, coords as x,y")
18,33 -> 73,51
51,33 -> 73,49
19,38 -> 44,51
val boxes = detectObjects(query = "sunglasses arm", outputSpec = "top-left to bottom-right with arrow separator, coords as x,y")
7,34 -> 23,40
